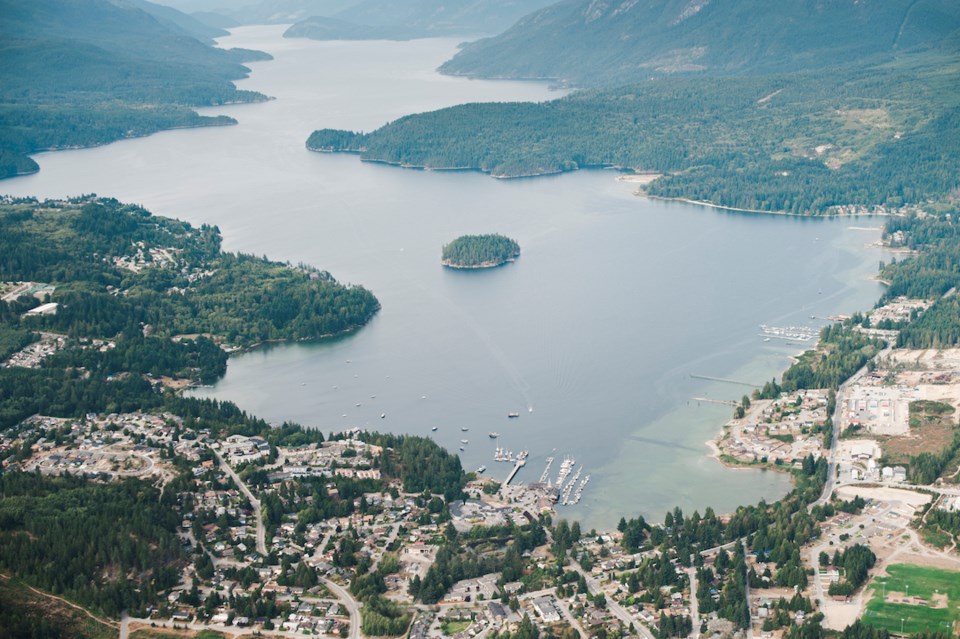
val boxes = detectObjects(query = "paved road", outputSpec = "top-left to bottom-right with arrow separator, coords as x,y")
120,615 -> 323,638
742,540 -> 753,639
814,347 -> 891,509
312,530 -> 334,563
700,540 -> 739,557
323,577 -> 364,639
370,523 -> 401,572
688,566 -> 700,639
557,597 -> 591,638
570,558 -> 656,639
212,447 -> 267,556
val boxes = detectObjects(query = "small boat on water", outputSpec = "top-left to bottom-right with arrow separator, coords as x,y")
460,439 -> 469,444
488,432 -> 499,438
461,427 -> 469,432
507,412 -> 520,418
477,465 -> 486,473
431,426 -> 438,431
380,413 -> 386,419
459,446 -> 464,451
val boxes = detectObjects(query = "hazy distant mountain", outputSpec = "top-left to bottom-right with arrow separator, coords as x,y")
145,0 -> 239,11
111,0 -> 227,44
182,0 -> 362,26
284,15 -> 412,40
284,0 -> 560,41
0,0 -> 270,178
441,0 -> 960,86
113,0 -> 229,42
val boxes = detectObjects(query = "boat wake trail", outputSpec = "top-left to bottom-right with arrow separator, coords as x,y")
431,289 -> 533,409
460,309 -> 533,410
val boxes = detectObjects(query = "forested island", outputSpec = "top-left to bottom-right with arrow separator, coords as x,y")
441,234 -> 520,269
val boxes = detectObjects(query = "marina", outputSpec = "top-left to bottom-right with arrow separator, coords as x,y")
759,324 -> 819,342
554,456 -> 575,490
560,465 -> 582,503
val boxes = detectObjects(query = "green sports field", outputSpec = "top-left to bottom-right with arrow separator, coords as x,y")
862,563 -> 960,635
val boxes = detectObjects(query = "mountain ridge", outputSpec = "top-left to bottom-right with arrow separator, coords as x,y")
440,0 -> 960,86
0,0 -> 271,179
283,0 -> 559,41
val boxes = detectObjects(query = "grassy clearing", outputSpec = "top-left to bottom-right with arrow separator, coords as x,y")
0,574 -> 116,639
441,620 -> 472,635
878,400 -> 958,464
920,526 -> 953,550
863,564 -> 960,635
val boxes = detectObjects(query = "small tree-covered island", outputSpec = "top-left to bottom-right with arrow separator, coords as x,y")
441,234 -> 521,269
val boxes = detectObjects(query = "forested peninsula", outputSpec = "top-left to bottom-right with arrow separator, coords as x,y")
441,234 -> 520,269
0,0 -> 272,179
0,196 -> 379,400
306,0 -> 960,216
307,54 -> 959,216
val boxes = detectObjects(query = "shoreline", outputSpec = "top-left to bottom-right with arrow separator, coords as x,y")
1,117 -> 244,183
441,257 -> 517,269
176,309 -> 380,393
308,148 -> 900,218
704,435 -> 768,473
640,192 -> 884,218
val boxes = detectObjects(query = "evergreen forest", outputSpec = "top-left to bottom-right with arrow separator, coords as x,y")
441,234 -> 520,268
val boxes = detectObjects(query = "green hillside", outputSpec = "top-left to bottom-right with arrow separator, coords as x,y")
0,0 -> 272,179
116,0 -> 229,44
307,50 -> 960,214
440,0 -> 960,86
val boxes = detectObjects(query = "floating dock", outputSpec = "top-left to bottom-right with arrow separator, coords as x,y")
539,457 -> 554,484
692,397 -> 738,407
689,373 -> 760,388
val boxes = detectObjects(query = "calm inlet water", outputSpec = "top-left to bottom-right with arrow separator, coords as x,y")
4,26 -> 893,530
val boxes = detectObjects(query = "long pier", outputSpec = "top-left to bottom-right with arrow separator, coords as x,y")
504,459 -> 525,486
689,373 -> 760,388
692,397 -> 738,407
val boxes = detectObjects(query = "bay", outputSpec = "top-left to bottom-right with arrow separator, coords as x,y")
2,26 -> 892,530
